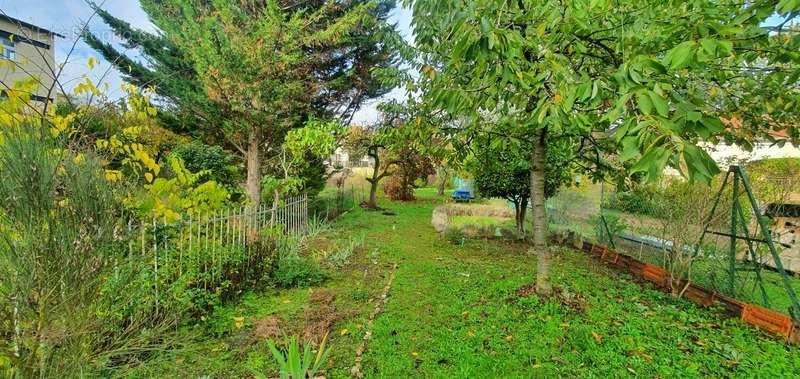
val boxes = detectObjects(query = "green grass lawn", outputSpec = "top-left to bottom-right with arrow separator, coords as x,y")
128,188 -> 800,378
449,214 -> 516,229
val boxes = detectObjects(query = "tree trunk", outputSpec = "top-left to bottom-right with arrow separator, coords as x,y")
245,126 -> 262,209
530,128 -> 551,295
367,179 -> 378,209
366,146 -> 380,209
270,189 -> 280,226
437,167 -> 448,196
513,199 -> 524,234
519,197 -> 528,236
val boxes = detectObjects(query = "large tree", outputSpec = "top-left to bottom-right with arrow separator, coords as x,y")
344,124 -> 398,209
83,0 -> 400,206
406,0 -> 800,294
471,134 -> 575,234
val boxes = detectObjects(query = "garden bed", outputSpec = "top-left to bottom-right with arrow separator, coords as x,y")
431,203 -> 521,239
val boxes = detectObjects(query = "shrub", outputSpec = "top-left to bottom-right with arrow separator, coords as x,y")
603,186 -> 667,217
172,141 -> 241,194
383,176 -> 415,201
273,254 -> 327,288
382,146 -> 435,201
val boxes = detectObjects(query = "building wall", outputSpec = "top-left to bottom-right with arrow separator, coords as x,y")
0,18 -> 57,101
703,141 -> 800,170
327,147 -> 374,168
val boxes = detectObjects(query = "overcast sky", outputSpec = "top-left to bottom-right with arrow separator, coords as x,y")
0,0 -> 413,124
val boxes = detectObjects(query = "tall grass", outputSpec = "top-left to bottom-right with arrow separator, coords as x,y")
0,122 -> 180,377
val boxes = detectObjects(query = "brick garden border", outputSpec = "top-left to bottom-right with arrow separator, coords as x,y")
551,231 -> 799,344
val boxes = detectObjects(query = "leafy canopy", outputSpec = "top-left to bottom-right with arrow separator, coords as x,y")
406,0 -> 800,184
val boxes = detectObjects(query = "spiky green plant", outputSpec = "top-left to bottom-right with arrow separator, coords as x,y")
260,334 -> 330,379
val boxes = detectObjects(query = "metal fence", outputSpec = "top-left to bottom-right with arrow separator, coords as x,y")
547,172 -> 800,317
124,195 -> 308,310
129,194 -> 308,254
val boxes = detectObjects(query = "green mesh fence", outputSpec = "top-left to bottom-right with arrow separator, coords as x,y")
547,170 -> 800,317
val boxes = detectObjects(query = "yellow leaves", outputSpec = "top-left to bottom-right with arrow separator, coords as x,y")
49,113 -> 76,137
123,126 -> 142,139
411,352 -> 418,357
233,316 -> 245,329
591,331 -> 603,343
87,56 -> 99,70
134,147 -> 160,175
73,153 -> 85,164
104,170 -> 122,182
145,172 -> 154,183
421,64 -> 436,80
340,328 -> 349,336
73,76 -> 101,97
152,202 -> 182,223
505,335 -> 513,342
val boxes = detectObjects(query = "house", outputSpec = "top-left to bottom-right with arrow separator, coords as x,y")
703,139 -> 800,171
0,14 -> 64,103
326,147 -> 374,169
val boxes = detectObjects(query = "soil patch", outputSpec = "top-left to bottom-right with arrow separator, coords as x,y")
301,289 -> 352,344
251,315 -> 283,342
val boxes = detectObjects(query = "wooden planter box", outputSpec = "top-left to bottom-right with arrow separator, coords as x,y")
627,258 -> 647,277
642,264 -> 668,287
556,232 -> 799,343
616,254 -> 633,270
600,249 -> 619,264
715,294 -> 747,317
682,283 -> 716,307
741,303 -> 795,337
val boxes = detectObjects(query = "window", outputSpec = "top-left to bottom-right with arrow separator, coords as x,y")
1,37 -> 16,60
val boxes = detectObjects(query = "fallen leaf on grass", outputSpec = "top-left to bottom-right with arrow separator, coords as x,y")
505,335 -> 513,342
340,329 -> 349,336
233,316 -> 245,329
591,332 -> 603,343
628,350 -> 653,361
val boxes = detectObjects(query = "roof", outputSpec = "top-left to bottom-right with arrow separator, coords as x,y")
0,14 -> 65,38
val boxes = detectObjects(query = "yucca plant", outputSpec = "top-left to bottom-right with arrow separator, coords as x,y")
260,333 -> 330,379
